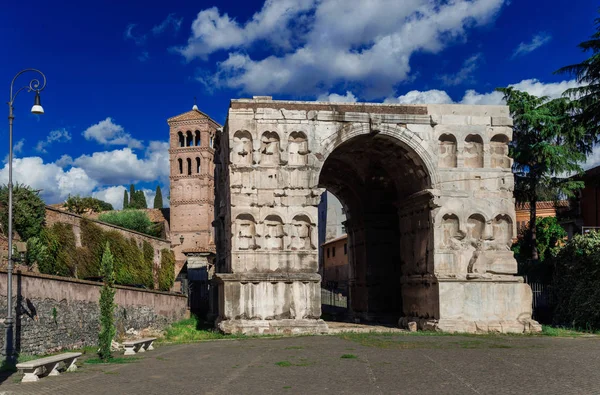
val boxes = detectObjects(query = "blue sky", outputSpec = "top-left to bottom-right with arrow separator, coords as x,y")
0,0 -> 598,208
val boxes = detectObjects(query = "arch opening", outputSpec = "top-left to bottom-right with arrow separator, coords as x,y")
318,134 -> 433,323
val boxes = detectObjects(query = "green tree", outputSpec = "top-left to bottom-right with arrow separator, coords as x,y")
123,190 -> 129,210
513,217 -> 567,282
129,184 -> 135,204
556,13 -> 600,147
138,190 -> 148,209
0,184 -> 46,241
154,185 -> 163,208
551,232 -> 600,330
498,88 -> 585,262
98,242 -> 116,361
64,195 -> 113,214
98,210 -> 157,236
153,186 -> 163,209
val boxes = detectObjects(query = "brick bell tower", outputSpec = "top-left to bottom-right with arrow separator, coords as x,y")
168,101 -> 221,283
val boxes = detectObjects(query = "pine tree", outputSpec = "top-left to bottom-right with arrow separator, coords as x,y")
123,190 -> 129,210
98,242 -> 116,361
498,88 -> 585,262
153,186 -> 163,209
556,12 -> 600,149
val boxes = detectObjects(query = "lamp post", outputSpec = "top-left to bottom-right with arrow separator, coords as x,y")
5,69 -> 46,362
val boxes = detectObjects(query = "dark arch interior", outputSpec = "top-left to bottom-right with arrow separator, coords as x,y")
318,134 -> 433,323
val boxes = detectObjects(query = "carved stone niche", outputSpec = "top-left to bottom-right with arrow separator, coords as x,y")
263,215 -> 285,250
232,130 -> 253,166
235,213 -> 258,250
288,132 -> 309,166
438,134 -> 457,168
288,214 -> 315,250
491,214 -> 513,250
464,134 -> 484,168
441,213 -> 464,249
260,131 -> 281,165
490,134 -> 511,169
467,213 -> 485,241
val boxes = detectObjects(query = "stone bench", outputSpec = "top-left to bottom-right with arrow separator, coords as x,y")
16,352 -> 81,383
123,337 -> 156,355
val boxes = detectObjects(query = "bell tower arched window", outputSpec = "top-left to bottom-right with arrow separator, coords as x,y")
187,158 -> 192,175
195,131 -> 201,146
186,131 -> 193,147
177,132 -> 184,147
196,157 -> 201,174
178,158 -> 183,174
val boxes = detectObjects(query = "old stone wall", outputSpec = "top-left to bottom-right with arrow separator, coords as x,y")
45,207 -> 171,284
0,270 -> 187,356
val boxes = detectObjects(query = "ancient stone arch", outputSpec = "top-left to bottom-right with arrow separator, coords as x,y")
214,98 -> 538,335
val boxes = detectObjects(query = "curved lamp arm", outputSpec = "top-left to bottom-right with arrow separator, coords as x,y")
9,68 -> 47,104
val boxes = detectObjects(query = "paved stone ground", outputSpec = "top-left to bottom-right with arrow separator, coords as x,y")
1,333 -> 600,394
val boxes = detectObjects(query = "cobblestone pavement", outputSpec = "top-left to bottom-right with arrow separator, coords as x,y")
1,334 -> 600,394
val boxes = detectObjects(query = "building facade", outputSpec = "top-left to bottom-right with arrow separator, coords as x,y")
213,97 -> 540,335
167,105 -> 220,293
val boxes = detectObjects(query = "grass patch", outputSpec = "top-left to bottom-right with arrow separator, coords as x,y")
541,325 -> 599,337
341,354 -> 358,359
85,357 -> 139,365
159,315 -> 236,344
104,371 -> 119,375
284,346 -> 304,350
275,361 -> 293,367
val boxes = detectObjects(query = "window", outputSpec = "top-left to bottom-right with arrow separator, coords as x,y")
195,131 -> 201,146
196,157 -> 201,174
332,247 -> 336,257
344,243 -> 347,255
178,158 -> 183,174
187,158 -> 192,175
177,132 -> 184,147
326,248 -> 330,258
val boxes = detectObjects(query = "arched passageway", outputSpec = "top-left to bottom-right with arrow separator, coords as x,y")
318,134 -> 433,323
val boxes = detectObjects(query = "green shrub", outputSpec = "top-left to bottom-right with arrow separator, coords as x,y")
551,232 -> 600,330
98,210 -> 156,236
513,216 -> 567,282
64,195 -> 113,214
158,249 -> 175,291
0,184 -> 46,241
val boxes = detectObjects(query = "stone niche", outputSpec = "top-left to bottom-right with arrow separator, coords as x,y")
214,99 -> 539,335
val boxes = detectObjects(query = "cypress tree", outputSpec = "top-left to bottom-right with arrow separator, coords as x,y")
135,190 -> 147,209
153,186 -> 163,209
98,242 -> 116,361
123,190 -> 129,210
129,184 -> 135,205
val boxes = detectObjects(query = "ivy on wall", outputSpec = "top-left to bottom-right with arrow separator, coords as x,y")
157,249 -> 175,292
28,219 -> 160,289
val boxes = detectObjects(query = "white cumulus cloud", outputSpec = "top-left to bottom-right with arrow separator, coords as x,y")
179,0 -> 506,98
385,89 -> 454,104
317,91 -> 358,102
82,117 -> 143,149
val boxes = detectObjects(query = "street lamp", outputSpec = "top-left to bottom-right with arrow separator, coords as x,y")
5,69 -> 46,363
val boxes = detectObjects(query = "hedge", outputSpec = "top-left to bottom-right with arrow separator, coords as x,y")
551,232 -> 600,330
98,210 -> 161,238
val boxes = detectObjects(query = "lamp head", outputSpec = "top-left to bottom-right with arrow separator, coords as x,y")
179,235 -> 185,244
31,91 -> 44,114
